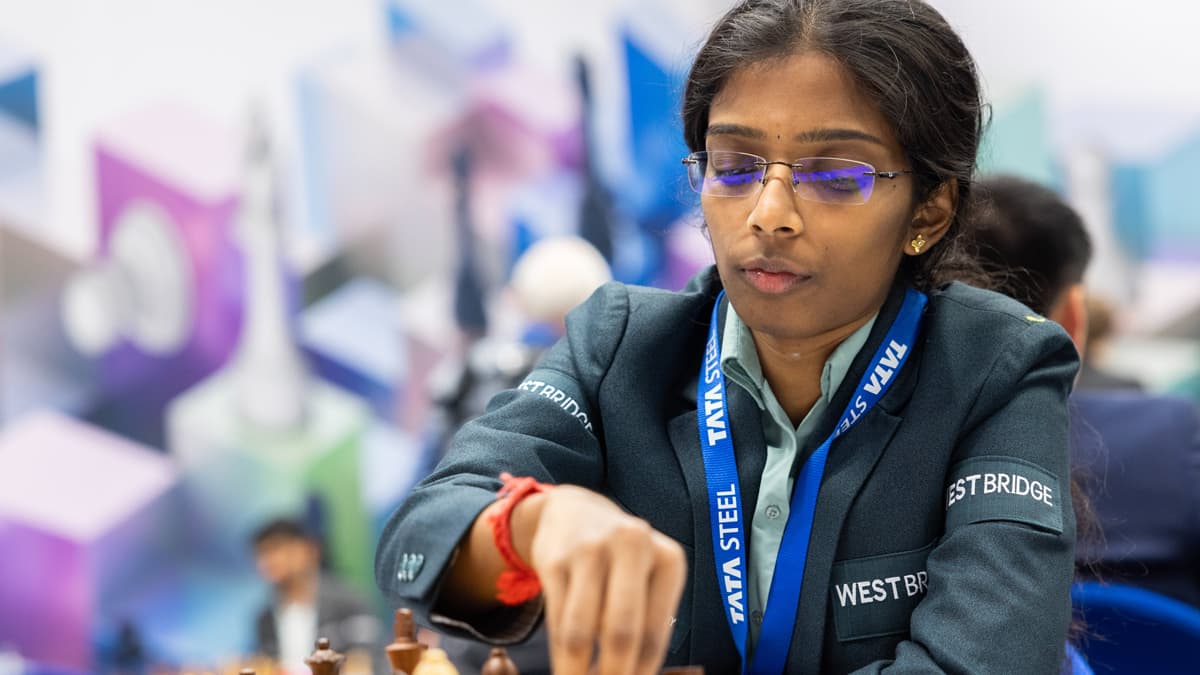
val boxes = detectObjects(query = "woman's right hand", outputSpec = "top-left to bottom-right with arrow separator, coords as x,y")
515,485 -> 687,675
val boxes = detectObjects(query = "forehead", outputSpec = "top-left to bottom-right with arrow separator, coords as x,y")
707,51 -> 900,152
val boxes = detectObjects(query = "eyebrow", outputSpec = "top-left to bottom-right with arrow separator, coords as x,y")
706,123 -> 887,147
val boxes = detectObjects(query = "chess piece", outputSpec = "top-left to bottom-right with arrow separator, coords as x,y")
304,638 -> 345,675
385,608 -> 427,675
480,647 -> 518,675
410,648 -> 458,675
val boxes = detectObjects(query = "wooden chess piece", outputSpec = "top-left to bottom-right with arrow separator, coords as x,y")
480,647 -> 519,675
411,648 -> 459,675
385,608 -> 428,674
304,637 -> 346,675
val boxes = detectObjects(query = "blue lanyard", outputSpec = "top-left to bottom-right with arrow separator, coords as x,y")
697,288 -> 927,674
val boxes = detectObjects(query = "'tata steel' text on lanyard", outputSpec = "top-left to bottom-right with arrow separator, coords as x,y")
697,288 -> 927,674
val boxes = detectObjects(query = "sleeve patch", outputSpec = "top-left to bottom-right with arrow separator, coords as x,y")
516,369 -> 594,434
944,455 -> 1062,534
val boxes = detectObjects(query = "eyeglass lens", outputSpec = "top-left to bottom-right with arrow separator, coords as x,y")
685,151 -> 877,204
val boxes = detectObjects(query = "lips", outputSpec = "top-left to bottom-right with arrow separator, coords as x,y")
738,257 -> 813,295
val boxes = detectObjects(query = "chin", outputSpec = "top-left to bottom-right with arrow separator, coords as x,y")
733,295 -> 816,335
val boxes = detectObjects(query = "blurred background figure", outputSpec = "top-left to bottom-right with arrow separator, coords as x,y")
971,174 -> 1093,347
251,517 -> 383,674
1078,294 -> 1143,391
972,174 -> 1200,608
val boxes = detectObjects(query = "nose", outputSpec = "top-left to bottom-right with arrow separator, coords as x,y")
747,164 -> 803,236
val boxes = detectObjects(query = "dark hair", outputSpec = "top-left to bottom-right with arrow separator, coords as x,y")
971,175 -> 1093,315
682,0 -> 990,290
251,517 -> 313,547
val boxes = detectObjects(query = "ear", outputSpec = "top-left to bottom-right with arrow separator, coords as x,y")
1048,283 -> 1088,354
904,179 -> 957,256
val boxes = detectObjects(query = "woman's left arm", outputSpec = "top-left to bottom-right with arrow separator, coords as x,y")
856,317 -> 1080,674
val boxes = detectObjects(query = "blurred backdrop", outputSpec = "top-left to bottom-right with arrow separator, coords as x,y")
0,0 -> 1197,672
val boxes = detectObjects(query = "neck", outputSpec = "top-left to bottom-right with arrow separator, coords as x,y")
278,570 -> 319,606
751,312 -> 875,425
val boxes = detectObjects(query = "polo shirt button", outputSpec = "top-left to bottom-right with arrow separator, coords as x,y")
765,504 -> 782,520
752,610 -> 764,624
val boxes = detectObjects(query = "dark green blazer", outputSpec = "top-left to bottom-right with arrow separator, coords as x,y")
376,266 -> 1079,673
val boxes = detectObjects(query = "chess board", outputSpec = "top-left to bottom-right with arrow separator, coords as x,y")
235,608 -> 705,675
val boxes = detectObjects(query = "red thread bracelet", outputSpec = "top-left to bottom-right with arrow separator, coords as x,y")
487,472 -> 552,605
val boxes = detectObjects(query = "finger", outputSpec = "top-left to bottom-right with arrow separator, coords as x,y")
596,525 -> 655,675
539,556 -> 569,661
551,549 -> 608,675
636,533 -> 688,675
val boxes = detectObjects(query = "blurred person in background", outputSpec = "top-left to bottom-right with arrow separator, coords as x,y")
1077,294 -> 1142,391
251,517 -> 384,673
972,174 -> 1200,607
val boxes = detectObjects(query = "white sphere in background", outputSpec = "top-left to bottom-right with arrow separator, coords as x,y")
509,235 -> 612,326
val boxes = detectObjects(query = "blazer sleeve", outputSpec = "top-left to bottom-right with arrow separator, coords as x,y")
374,281 -> 631,640
853,318 -> 1080,674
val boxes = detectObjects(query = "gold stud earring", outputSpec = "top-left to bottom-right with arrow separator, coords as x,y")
910,234 -> 926,254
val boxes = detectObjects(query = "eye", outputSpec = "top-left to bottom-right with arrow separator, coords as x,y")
712,167 -> 760,185
810,171 -> 864,193
789,160 -> 877,204
708,155 -> 761,185
794,161 -> 872,196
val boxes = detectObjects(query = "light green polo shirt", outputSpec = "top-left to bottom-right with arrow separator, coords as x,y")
719,302 -> 878,655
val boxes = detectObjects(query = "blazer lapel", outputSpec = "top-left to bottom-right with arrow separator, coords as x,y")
728,386 -> 767,523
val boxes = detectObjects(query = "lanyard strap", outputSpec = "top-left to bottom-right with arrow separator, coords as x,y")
698,288 -> 927,674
